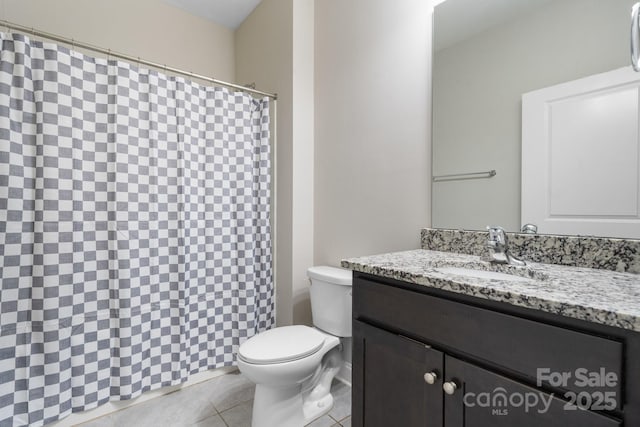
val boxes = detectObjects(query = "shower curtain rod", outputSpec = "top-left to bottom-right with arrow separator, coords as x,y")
0,19 -> 278,100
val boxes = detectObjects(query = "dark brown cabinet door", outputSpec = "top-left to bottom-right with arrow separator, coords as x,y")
353,320 -> 443,427
443,356 -> 621,427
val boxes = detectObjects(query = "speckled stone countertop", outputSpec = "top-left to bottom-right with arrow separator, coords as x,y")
422,228 -> 640,274
341,249 -> 640,332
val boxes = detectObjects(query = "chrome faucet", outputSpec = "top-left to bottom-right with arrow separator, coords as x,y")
481,226 -> 526,266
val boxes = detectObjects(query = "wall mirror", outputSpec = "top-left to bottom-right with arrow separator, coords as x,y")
432,0 -> 639,238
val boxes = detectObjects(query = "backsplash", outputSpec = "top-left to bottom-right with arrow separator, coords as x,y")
421,228 -> 640,274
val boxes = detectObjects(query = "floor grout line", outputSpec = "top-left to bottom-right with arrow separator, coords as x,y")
217,409 -> 231,427
216,393 -> 253,415
77,372 -> 349,427
191,401 -> 224,425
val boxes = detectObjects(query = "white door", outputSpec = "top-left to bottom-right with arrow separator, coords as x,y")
522,67 -> 640,238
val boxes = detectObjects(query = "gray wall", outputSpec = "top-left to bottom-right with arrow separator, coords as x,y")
432,0 -> 635,231
236,0 -> 317,327
314,0 -> 432,265
3,0 -> 235,82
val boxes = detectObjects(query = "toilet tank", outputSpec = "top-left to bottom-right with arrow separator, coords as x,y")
307,266 -> 352,337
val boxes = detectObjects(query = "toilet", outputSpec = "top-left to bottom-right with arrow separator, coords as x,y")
237,266 -> 352,427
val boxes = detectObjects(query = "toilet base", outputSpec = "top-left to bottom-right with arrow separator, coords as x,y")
251,383 -> 305,427
251,385 -> 333,427
250,378 -> 338,427
303,393 -> 334,424
249,346 -> 343,427
302,345 -> 342,424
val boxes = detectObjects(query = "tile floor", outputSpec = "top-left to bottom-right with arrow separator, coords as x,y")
79,371 -> 351,427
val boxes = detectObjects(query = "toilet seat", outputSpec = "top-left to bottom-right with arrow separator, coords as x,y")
238,325 -> 327,365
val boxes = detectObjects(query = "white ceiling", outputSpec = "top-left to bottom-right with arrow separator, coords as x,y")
162,0 -> 263,29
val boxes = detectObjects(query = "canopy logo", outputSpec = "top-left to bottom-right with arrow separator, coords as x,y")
463,387 -> 553,415
462,368 -> 619,416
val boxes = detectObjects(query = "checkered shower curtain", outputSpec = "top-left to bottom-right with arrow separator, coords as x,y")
0,33 -> 274,426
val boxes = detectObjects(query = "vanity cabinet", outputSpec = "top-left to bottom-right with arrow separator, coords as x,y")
352,272 -> 638,427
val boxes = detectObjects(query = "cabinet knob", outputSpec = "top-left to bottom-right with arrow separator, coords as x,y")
423,371 -> 438,384
443,380 -> 458,395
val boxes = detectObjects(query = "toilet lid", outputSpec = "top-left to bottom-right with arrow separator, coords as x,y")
238,325 -> 326,364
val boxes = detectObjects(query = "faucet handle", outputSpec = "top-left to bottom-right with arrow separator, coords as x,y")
484,226 -> 526,266
486,226 -> 507,245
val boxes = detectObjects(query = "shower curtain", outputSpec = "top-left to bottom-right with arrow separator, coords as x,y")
0,33 -> 274,426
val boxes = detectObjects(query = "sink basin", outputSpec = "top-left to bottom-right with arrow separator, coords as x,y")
434,267 -> 536,282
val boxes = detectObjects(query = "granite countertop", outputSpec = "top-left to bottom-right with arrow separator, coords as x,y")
341,249 -> 640,332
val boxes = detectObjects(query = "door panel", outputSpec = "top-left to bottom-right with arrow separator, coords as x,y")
444,356 -> 621,427
353,320 -> 444,427
522,66 -> 640,238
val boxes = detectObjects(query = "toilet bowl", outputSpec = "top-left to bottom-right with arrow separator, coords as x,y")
237,266 -> 352,427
